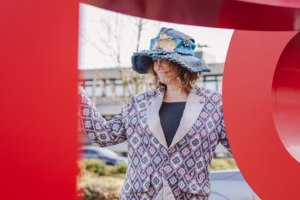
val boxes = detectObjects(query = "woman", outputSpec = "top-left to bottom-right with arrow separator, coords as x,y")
78,27 -> 232,200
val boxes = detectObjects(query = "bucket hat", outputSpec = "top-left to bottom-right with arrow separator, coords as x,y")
131,27 -> 211,74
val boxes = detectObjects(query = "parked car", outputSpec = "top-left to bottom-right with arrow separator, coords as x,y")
78,146 -> 128,166
210,170 -> 260,200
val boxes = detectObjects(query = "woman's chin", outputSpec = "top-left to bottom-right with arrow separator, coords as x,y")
159,77 -> 168,84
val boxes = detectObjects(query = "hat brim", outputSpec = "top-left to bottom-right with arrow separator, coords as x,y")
131,50 -> 211,74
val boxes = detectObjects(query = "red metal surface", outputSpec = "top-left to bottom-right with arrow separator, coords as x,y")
236,0 -> 300,8
272,31 -> 300,163
87,0 -> 300,31
223,30 -> 300,199
0,0 -> 79,200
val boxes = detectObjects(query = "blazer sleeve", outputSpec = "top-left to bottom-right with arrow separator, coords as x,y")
219,111 -> 232,154
217,99 -> 232,154
78,86 -> 135,147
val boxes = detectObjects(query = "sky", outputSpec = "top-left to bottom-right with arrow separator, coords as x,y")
78,3 -> 234,69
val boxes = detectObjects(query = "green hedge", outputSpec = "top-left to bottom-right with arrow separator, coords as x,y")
78,159 -> 127,176
210,158 -> 238,171
77,159 -> 127,200
77,158 -> 238,199
117,164 -> 127,174
77,174 -> 124,200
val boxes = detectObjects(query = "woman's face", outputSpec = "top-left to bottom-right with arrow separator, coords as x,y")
153,59 -> 176,84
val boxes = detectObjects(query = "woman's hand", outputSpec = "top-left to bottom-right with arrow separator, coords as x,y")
78,85 -> 86,95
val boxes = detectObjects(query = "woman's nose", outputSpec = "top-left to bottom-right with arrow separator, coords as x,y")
156,60 -> 163,69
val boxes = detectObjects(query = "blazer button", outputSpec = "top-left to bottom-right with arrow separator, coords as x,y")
200,99 -> 205,104
147,101 -> 151,105
168,149 -> 172,154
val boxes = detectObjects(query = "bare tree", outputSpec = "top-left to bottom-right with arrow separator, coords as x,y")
80,11 -> 160,104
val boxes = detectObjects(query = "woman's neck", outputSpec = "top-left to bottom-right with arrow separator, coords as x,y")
163,83 -> 189,102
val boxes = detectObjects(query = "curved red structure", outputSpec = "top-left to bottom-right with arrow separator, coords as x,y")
0,0 -> 300,200
272,31 -> 300,163
88,0 -> 300,31
0,1 -> 79,200
223,30 -> 300,199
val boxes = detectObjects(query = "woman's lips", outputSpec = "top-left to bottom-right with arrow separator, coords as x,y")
158,71 -> 169,74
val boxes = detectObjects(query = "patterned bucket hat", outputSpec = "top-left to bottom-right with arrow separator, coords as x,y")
131,27 -> 211,74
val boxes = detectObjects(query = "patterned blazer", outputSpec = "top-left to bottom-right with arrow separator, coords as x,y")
78,85 -> 232,200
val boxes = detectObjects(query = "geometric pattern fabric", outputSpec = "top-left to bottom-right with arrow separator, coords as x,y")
78,85 -> 231,200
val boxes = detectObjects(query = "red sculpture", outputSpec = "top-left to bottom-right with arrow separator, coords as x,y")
224,30 -> 300,199
0,0 -> 299,199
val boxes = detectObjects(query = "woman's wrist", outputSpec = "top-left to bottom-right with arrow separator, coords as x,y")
78,85 -> 86,95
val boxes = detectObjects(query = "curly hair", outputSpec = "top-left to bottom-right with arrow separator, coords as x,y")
147,60 -> 202,93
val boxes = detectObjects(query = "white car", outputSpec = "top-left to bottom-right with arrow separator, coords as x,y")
78,146 -> 128,165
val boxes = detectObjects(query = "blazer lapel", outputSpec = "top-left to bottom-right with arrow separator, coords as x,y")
147,88 -> 168,149
146,86 -> 205,150
169,87 -> 205,149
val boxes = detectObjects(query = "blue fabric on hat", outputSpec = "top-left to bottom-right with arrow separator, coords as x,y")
150,38 -> 196,56
157,28 -> 194,43
131,27 -> 211,74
